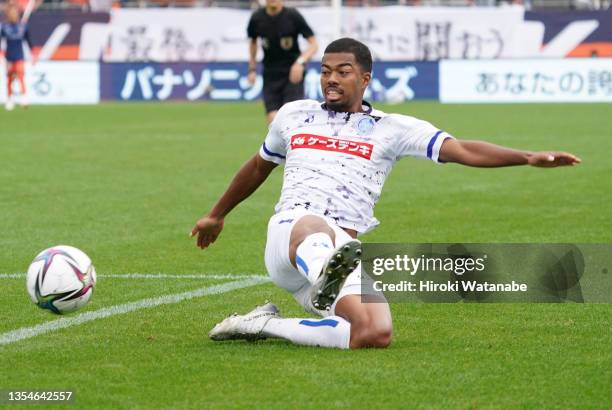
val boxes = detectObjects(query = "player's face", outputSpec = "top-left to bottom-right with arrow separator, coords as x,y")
6,7 -> 19,23
265,0 -> 283,9
321,53 -> 371,112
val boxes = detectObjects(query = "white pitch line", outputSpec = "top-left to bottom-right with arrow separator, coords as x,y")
0,273 -> 266,280
0,276 -> 270,347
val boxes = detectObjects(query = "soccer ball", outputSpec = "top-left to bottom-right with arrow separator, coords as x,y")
26,245 -> 97,314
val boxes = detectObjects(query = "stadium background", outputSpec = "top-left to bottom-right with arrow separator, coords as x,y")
1,0 -> 611,104
1,1 -> 611,409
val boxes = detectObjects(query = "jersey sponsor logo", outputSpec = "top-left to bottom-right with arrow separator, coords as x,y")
290,134 -> 373,160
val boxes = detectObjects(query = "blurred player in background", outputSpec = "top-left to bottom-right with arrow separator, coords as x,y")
192,38 -> 580,349
1,3 -> 35,111
247,0 -> 318,124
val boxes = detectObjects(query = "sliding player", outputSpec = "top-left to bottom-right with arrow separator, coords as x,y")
1,4 -> 34,111
191,38 -> 580,349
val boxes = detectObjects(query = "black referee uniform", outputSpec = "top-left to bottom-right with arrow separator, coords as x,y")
247,7 -> 314,113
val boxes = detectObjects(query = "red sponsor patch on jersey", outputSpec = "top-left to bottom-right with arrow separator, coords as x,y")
290,134 -> 373,160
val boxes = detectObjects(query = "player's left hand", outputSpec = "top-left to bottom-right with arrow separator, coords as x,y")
528,152 -> 581,168
289,63 -> 304,84
247,70 -> 257,86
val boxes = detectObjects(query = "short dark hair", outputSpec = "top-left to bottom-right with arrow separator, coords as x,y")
324,38 -> 372,73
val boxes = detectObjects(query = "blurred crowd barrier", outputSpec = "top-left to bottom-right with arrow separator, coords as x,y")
10,5 -> 611,61
2,0 -> 611,12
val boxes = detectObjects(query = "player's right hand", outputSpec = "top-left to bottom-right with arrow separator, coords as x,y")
190,216 -> 224,249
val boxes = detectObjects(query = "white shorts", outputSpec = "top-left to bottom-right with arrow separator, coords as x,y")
264,209 -> 372,317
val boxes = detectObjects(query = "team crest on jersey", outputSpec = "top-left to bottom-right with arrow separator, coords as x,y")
291,134 -> 373,160
356,117 -> 376,135
280,37 -> 293,50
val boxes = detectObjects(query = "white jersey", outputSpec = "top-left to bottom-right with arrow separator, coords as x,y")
259,99 -> 454,234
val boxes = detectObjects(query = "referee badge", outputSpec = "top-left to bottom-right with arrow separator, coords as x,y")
280,37 -> 293,50
356,117 -> 376,135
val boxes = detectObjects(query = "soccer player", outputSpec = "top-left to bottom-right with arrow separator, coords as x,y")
191,38 -> 580,349
247,0 -> 318,124
1,3 -> 34,111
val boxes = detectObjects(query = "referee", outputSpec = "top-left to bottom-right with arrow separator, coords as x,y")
247,0 -> 318,124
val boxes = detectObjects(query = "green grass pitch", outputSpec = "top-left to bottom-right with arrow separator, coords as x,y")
0,102 -> 610,409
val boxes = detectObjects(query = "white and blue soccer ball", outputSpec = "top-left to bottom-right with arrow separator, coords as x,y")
26,245 -> 97,314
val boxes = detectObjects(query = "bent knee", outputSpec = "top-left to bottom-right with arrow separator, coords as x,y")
349,323 -> 392,349
290,215 -> 334,242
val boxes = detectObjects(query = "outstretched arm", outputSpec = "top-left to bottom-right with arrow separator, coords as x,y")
191,153 -> 277,249
438,139 -> 581,168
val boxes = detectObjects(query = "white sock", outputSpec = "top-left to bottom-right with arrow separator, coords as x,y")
262,316 -> 350,349
295,232 -> 334,284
